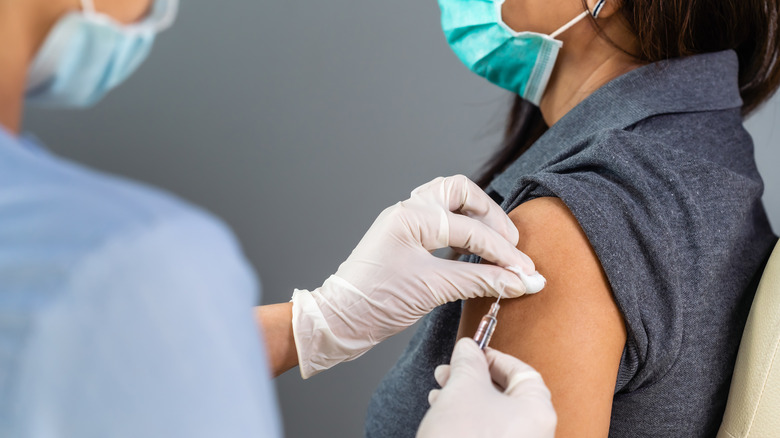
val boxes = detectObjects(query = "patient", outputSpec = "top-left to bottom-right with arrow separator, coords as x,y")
365,0 -> 780,436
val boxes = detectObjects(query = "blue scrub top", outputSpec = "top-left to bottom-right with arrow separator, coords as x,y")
0,127 -> 282,437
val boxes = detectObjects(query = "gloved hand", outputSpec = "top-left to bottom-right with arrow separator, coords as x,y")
291,175 -> 546,378
417,338 -> 557,438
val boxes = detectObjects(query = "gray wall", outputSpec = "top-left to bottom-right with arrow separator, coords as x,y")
23,0 -> 779,436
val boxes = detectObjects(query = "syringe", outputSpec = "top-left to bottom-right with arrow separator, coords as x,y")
472,297 -> 501,349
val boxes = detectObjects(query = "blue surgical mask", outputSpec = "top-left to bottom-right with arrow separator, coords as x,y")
26,0 -> 179,108
440,0 -> 605,105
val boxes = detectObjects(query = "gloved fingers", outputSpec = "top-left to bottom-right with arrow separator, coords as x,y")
446,212 -> 534,273
427,389 -> 442,406
432,260 -> 545,301
410,175 -> 519,246
446,338 -> 491,386
484,347 -> 552,400
434,364 -> 451,387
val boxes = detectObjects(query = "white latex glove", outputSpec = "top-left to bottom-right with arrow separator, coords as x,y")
417,338 -> 557,438
291,175 -> 546,378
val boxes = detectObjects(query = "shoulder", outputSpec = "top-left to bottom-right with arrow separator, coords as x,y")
502,113 -> 773,388
0,149 -> 257,298
0,138 -> 260,365
460,197 -> 626,436
0,141 -> 275,436
519,117 -> 765,236
0,135 -> 258,310
503,198 -> 621,337
0,137 -> 242,265
586,109 -> 761,188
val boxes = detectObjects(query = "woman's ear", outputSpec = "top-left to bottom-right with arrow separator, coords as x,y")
587,0 -> 621,19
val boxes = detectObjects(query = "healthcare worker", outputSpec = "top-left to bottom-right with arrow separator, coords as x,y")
0,0 -> 558,437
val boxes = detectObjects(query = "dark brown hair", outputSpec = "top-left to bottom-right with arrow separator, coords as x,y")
475,0 -> 780,188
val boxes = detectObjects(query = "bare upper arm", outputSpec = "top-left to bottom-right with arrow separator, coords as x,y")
457,197 -> 627,437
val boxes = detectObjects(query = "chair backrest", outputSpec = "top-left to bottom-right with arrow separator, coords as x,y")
717,241 -> 780,438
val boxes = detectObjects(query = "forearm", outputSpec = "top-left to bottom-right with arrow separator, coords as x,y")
254,302 -> 299,377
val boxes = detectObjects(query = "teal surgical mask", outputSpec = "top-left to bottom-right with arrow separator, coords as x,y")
26,0 -> 179,108
440,0 -> 605,105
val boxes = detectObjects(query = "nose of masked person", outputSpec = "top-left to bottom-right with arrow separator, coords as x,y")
25,0 -> 179,108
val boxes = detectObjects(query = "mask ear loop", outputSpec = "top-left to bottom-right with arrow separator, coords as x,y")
549,0 -> 607,39
549,11 -> 589,39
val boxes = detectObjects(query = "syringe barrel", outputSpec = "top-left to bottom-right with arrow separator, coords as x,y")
473,314 -> 498,349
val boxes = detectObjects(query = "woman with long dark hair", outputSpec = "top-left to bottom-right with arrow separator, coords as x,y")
367,0 -> 780,436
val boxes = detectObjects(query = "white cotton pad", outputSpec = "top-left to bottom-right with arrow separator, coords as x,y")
506,266 -> 547,294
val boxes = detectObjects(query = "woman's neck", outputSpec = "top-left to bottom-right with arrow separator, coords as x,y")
539,19 -> 644,127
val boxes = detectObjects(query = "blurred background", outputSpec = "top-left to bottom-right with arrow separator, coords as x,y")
23,0 -> 780,436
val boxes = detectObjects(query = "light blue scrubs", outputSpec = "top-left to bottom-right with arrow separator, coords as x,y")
0,127 -> 282,438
